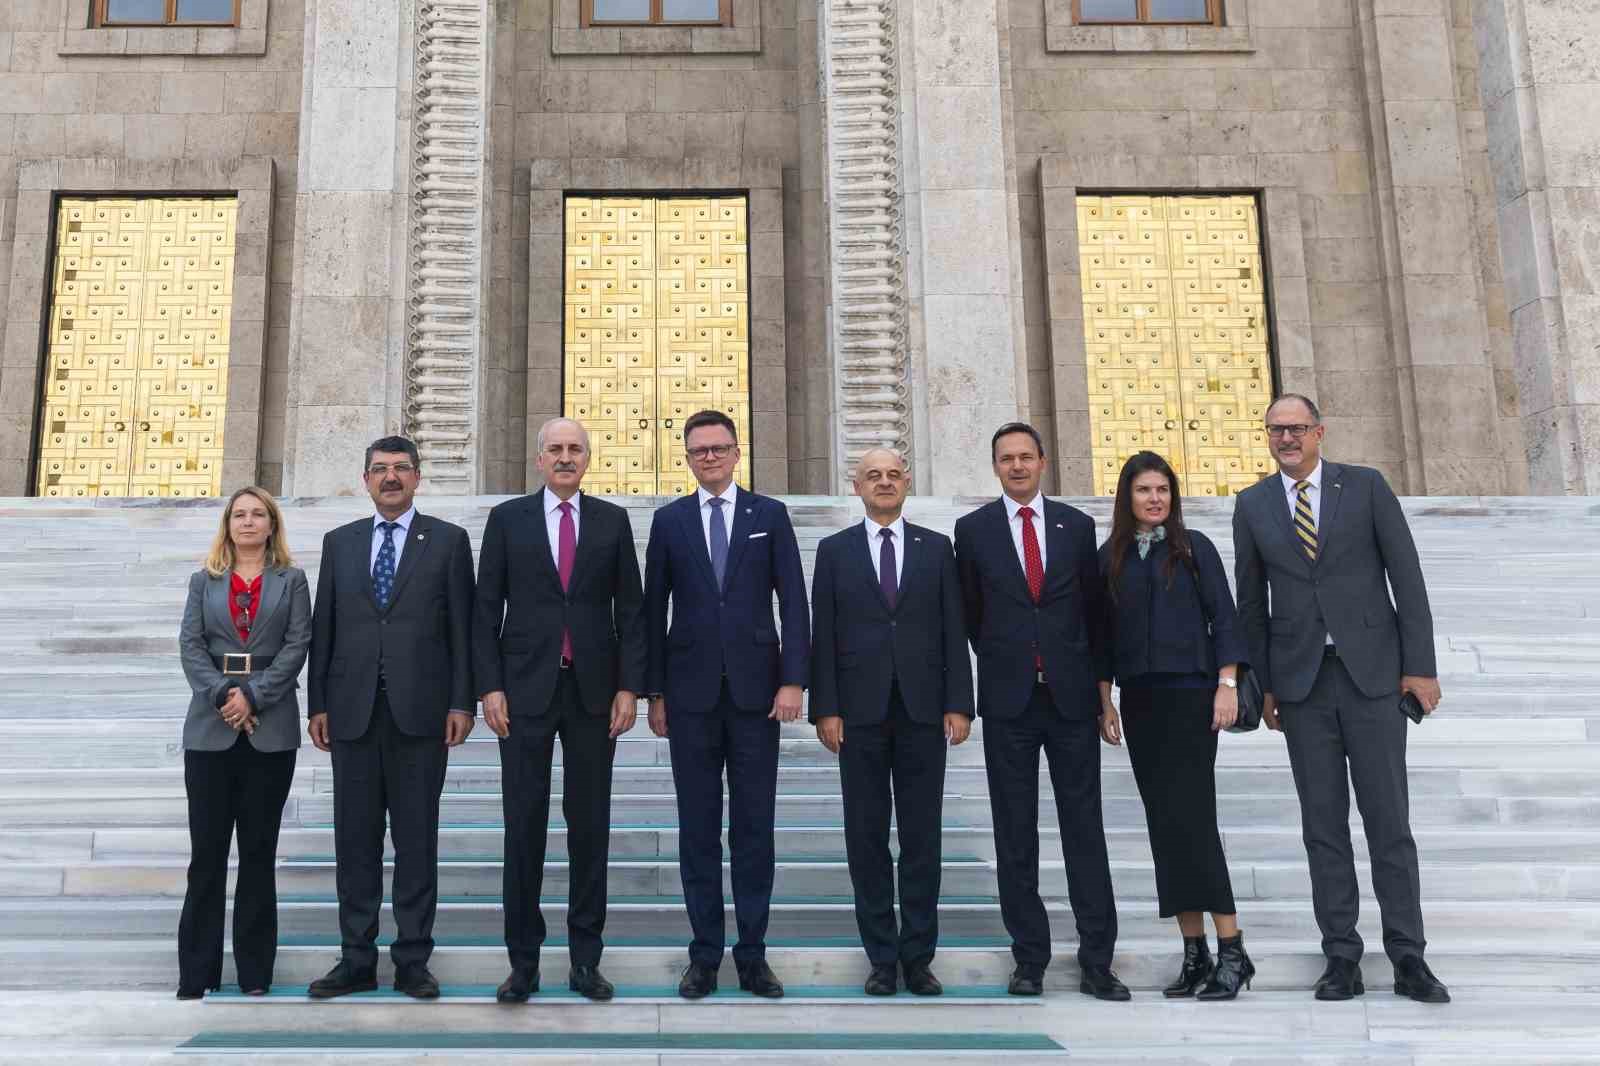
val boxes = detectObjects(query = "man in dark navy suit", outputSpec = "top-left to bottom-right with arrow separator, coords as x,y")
953,422 -> 1127,1000
809,447 -> 973,997
643,409 -> 810,999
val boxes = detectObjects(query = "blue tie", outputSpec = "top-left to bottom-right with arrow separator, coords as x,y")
373,521 -> 398,610
707,497 -> 728,590
878,528 -> 897,609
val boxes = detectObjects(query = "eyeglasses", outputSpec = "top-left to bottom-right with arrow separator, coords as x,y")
1265,424 -> 1316,439
234,588 -> 254,638
686,444 -> 736,461
367,463 -> 417,476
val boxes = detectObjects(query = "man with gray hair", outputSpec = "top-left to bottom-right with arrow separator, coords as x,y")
473,416 -> 647,1003
808,447 -> 973,996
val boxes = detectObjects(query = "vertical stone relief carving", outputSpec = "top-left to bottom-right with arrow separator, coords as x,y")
404,0 -> 486,493
821,0 -> 912,487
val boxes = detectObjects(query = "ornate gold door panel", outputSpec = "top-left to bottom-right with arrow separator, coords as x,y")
1078,195 -> 1274,497
563,195 -> 750,497
35,197 -> 238,498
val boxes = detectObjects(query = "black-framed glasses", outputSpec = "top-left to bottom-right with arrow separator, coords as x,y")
1265,424 -> 1316,439
686,444 -> 735,460
367,462 -> 417,476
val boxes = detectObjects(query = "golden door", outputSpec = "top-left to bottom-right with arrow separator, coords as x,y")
563,195 -> 751,497
1077,195 -> 1275,497
34,197 -> 238,498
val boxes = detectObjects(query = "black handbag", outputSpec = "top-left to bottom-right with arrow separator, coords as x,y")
1229,664 -> 1264,733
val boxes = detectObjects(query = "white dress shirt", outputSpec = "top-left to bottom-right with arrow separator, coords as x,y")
544,487 -> 581,569
369,506 -> 417,572
696,483 -> 740,553
1280,460 -> 1324,530
863,514 -> 906,587
1002,491 -> 1047,573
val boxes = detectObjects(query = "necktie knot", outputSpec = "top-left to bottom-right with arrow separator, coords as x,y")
380,521 -> 398,534
1295,480 -> 1311,493
707,497 -> 725,509
1017,506 -> 1035,520
880,528 -> 893,540
558,501 -> 573,516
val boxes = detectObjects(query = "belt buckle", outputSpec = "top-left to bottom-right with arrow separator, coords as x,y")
1036,670 -> 1047,684
222,652 -> 252,677
560,655 -> 573,670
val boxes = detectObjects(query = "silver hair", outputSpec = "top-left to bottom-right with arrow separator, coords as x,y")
1265,393 -> 1322,425
536,417 -> 591,455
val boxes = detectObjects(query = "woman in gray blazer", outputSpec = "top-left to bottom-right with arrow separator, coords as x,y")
176,486 -> 310,999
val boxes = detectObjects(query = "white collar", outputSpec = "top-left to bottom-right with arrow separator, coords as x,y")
1002,492 -> 1046,521
373,506 -> 416,532
544,487 -> 581,516
697,483 -> 738,508
1280,460 -> 1324,495
863,514 -> 906,541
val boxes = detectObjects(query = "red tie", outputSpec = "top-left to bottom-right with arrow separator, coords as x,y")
558,501 -> 575,663
1019,506 -> 1044,674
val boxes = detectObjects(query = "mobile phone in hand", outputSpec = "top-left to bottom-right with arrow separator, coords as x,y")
1399,691 -> 1425,724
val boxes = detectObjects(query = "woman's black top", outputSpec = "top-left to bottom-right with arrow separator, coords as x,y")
1098,529 -> 1248,689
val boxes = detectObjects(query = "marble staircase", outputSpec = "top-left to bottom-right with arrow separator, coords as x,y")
1,493 -> 1598,1063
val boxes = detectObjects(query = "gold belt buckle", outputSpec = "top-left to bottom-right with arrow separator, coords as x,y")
222,653 -> 252,676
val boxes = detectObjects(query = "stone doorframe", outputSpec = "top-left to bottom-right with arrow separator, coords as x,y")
524,156 -> 790,493
1037,156 -> 1313,496
0,157 -> 275,497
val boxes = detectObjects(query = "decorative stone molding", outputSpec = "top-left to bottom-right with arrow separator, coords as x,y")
820,0 -> 912,488
56,0 -> 268,56
1044,0 -> 1253,53
551,0 -> 762,55
403,0 -> 488,493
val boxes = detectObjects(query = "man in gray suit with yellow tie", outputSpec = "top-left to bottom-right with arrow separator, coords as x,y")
1232,394 -> 1449,1005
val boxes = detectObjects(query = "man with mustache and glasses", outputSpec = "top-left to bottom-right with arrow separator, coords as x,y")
1233,394 -> 1449,1005
306,436 -> 476,1000
643,409 -> 810,1000
808,447 -> 973,997
474,417 -> 647,1003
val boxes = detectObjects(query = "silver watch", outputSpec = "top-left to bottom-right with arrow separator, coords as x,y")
1218,677 -> 1238,689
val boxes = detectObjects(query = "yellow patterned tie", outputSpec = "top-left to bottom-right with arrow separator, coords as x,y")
1294,480 -> 1318,561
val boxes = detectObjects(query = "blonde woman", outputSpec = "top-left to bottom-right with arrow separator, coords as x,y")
176,487 -> 310,999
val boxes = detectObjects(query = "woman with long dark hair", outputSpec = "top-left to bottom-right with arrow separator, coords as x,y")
1096,452 -> 1253,999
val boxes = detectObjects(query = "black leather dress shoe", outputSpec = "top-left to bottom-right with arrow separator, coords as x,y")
1314,957 -> 1365,1001
1080,965 -> 1132,1001
738,959 -> 784,998
678,962 -> 719,999
1007,965 -> 1044,996
394,963 -> 440,1000
569,964 -> 615,1001
864,964 -> 898,996
496,969 -> 539,1003
904,963 -> 944,997
307,958 -> 378,999
1393,956 -> 1450,1004
175,988 -> 206,1001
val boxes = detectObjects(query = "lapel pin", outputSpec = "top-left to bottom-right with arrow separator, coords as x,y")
745,507 -> 752,514
417,533 -> 426,540
1055,523 -> 1064,529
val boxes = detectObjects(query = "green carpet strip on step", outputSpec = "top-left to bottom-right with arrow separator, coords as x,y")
205,983 -> 1027,1001
180,1031 -> 1065,1052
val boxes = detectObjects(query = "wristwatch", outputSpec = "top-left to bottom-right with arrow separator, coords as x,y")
1217,677 -> 1238,689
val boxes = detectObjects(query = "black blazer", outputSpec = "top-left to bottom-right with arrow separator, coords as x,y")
954,498 -> 1109,720
308,513 -> 476,741
808,522 -> 973,726
473,490 -> 647,717
1097,530 -> 1247,686
1233,461 -> 1435,703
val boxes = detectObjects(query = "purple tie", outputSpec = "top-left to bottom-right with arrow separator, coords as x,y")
558,501 -> 575,663
878,527 -> 896,610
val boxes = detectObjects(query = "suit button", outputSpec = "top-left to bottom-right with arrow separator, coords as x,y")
381,619 -> 389,626
890,621 -> 897,629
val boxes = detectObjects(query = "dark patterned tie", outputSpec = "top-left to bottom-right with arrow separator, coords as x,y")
878,527 -> 896,610
373,521 -> 398,610
1294,481 -> 1318,562
707,497 -> 728,590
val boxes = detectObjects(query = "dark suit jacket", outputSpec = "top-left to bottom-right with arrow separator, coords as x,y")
472,490 -> 647,717
1097,530 -> 1248,685
308,512 -> 476,741
1232,461 -> 1436,704
644,488 -> 810,712
954,497 -> 1109,720
808,521 -> 973,726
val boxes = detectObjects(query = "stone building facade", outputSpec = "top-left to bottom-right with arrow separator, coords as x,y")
0,0 -> 1593,501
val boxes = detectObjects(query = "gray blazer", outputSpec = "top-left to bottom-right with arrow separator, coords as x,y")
179,566 -> 311,752
1232,461 -> 1435,705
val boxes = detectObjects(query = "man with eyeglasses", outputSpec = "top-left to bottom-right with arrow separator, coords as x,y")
1232,395 -> 1449,1004
305,435 -> 476,1000
643,409 -> 810,999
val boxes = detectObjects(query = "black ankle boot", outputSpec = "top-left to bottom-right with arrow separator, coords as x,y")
1197,933 -> 1254,1000
1164,935 -> 1213,998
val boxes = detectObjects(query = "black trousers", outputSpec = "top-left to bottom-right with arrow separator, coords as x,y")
667,681 -> 780,970
1282,654 -> 1425,965
500,669 -> 617,972
982,683 -> 1118,970
839,685 -> 947,968
177,733 -> 296,993
331,689 -> 448,971
1120,684 -> 1235,918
